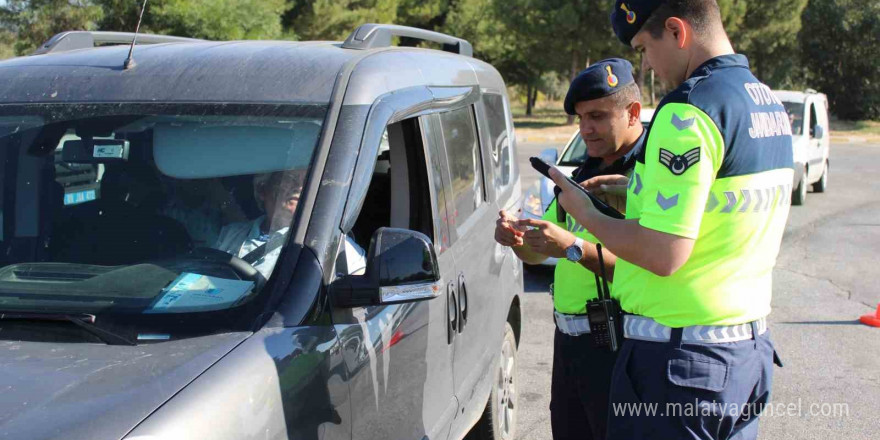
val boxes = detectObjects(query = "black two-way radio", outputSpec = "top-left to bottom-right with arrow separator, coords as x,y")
585,243 -> 623,352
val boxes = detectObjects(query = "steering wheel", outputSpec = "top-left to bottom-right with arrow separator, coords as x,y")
186,247 -> 267,287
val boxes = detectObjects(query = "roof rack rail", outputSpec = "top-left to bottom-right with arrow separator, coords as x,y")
32,31 -> 202,55
342,23 -> 473,57
805,88 -> 818,94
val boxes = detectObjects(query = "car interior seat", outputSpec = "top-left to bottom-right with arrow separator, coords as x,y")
51,158 -> 192,265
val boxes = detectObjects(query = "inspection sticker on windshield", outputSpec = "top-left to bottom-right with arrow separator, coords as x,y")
145,273 -> 254,313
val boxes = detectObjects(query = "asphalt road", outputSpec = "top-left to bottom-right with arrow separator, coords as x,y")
512,139 -> 880,440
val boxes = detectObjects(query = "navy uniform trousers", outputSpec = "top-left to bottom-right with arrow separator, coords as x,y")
549,328 -> 618,440
606,324 -> 777,440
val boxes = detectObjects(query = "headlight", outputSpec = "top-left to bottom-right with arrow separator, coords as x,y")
522,192 -> 543,217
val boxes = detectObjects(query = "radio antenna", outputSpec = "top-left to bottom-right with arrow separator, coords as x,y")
596,243 -> 611,300
124,0 -> 149,70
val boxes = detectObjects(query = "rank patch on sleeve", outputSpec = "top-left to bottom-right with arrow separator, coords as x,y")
659,147 -> 701,175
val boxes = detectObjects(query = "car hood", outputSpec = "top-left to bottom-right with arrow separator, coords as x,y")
0,331 -> 251,440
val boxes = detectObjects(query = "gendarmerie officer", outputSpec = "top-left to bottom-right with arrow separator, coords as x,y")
494,58 -> 645,440
549,1 -> 793,439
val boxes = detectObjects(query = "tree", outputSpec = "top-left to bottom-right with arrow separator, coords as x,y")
286,0 -> 399,41
445,0 -> 550,115
732,0 -> 809,88
151,0 -> 287,40
395,0 -> 451,30
0,30 -> 15,60
800,0 -> 879,120
0,0 -> 104,55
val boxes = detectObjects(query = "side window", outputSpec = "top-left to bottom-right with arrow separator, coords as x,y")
481,93 -> 512,188
347,117 -> 438,273
809,103 -> 818,138
439,106 -> 485,228
420,115 -> 451,251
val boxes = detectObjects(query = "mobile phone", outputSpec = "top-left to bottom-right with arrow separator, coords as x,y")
529,156 -> 625,219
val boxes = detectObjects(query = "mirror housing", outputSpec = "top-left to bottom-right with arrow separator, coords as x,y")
813,124 -> 825,140
330,228 -> 442,307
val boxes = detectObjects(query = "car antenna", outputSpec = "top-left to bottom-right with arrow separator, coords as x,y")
123,0 -> 149,70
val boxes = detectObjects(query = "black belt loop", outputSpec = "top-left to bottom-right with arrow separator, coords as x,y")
670,327 -> 684,348
750,320 -> 759,349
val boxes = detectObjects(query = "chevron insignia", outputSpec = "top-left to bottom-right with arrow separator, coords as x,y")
671,113 -> 696,131
659,147 -> 701,175
656,192 -> 679,210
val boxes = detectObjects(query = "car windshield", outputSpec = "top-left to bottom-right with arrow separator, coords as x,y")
782,101 -> 805,135
0,103 -> 325,338
559,136 -> 589,167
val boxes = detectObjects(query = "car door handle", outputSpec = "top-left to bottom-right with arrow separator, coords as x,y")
447,281 -> 457,344
457,274 -> 468,333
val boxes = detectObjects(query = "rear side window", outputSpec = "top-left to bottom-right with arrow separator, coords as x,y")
809,103 -> 819,138
439,106 -> 485,228
481,93 -> 511,188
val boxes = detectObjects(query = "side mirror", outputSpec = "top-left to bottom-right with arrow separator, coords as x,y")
538,147 -> 558,165
813,124 -> 825,140
330,228 -> 442,307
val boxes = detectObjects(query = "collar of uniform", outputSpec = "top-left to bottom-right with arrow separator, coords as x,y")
688,54 -> 750,80
601,128 -> 646,175
573,129 -> 645,181
621,128 -> 646,165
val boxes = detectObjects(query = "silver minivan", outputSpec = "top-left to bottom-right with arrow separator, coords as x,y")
776,89 -> 831,205
0,24 -> 523,440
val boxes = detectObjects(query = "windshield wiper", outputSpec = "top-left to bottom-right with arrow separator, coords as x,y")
0,311 -> 136,346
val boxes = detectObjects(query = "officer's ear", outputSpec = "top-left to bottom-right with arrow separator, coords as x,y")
627,101 -> 642,127
665,17 -> 689,49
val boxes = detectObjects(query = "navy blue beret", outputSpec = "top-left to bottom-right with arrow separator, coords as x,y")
611,0 -> 665,45
563,58 -> 635,115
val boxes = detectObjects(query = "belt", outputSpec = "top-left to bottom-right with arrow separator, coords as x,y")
623,315 -> 768,344
554,311 -> 591,336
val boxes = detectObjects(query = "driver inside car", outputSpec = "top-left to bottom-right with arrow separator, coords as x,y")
214,170 -> 366,279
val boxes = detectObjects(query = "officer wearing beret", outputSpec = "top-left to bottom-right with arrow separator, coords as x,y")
495,58 -> 645,440
549,1 -> 793,439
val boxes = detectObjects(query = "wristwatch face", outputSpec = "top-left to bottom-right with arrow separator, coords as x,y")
565,244 -> 583,262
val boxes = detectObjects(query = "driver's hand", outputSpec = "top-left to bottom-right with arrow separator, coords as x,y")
495,210 -> 525,247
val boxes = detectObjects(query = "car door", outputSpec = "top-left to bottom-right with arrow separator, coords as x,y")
431,105 -> 503,435
816,97 -> 831,168
334,115 -> 458,440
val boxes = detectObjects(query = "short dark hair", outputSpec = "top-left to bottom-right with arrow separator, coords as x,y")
610,83 -> 641,109
642,0 -> 724,40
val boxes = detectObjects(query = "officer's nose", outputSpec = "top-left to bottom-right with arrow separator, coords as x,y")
580,119 -> 595,136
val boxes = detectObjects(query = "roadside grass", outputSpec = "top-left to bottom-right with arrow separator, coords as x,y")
511,102 -> 571,129
830,119 -> 880,138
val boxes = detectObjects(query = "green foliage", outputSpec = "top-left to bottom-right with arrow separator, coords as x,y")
0,0 -> 875,120
732,0 -> 809,88
0,0 -> 104,55
151,0 -> 287,40
717,0 -> 748,35
0,29 -> 15,60
395,0 -> 449,30
800,0 -> 880,120
287,0 -> 399,41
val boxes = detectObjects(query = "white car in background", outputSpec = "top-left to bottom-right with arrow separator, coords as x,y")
521,108 -> 653,268
776,89 -> 830,205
